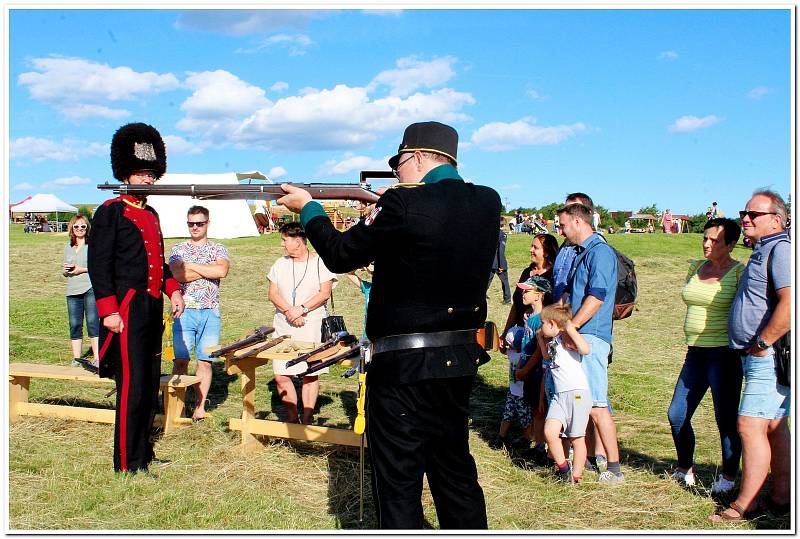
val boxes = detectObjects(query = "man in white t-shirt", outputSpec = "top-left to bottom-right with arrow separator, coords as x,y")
267,222 -> 337,424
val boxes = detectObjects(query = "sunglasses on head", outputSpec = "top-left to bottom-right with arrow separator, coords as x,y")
739,210 -> 776,220
187,220 -> 208,228
72,224 -> 87,229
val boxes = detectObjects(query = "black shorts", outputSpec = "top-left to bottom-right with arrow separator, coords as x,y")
523,362 -> 543,406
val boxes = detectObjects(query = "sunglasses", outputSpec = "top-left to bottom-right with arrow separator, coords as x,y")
72,224 -> 87,230
739,210 -> 776,221
187,220 -> 208,228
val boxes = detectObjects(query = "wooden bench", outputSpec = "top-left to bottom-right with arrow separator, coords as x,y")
8,363 -> 201,434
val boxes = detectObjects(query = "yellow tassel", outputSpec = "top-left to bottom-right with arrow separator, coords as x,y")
353,372 -> 367,435
162,313 -> 175,361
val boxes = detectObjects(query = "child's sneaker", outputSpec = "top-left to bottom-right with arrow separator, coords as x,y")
595,454 -> 608,472
671,469 -> 696,487
710,474 -> 735,494
555,463 -> 573,483
598,470 -> 625,484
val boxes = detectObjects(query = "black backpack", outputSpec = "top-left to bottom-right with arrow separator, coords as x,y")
569,236 -> 637,320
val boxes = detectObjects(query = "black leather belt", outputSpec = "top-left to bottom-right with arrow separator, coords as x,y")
372,329 -> 478,355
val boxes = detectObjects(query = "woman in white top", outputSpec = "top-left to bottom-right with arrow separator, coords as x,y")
267,222 -> 337,424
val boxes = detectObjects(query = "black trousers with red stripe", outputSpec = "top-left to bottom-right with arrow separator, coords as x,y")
365,375 -> 488,529
100,290 -> 164,472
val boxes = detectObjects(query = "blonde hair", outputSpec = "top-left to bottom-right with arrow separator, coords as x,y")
67,215 -> 90,246
540,303 -> 573,327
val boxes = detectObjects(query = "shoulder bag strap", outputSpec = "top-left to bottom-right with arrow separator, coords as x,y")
317,255 -> 335,315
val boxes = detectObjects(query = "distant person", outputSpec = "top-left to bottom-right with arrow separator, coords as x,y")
488,217 -> 512,304
623,220 -> 631,233
345,263 -> 374,337
592,210 -> 601,232
712,201 -> 719,218
667,218 -> 744,491
169,205 -> 230,421
711,189 -> 791,523
267,222 -> 336,424
63,214 -> 100,372
662,208 -> 673,234
89,122 -> 185,473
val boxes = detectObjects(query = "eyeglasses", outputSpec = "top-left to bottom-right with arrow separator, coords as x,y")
739,210 -> 776,221
187,220 -> 208,228
72,224 -> 87,230
392,155 -> 414,179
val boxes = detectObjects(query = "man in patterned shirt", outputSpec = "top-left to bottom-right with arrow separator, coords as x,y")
169,205 -> 230,420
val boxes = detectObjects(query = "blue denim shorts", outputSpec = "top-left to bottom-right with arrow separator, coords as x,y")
580,334 -> 611,408
173,307 -> 221,362
739,349 -> 790,419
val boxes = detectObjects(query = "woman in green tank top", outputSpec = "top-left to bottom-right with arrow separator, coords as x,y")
667,218 -> 744,494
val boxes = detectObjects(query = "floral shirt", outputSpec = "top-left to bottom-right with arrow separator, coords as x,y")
169,240 -> 229,309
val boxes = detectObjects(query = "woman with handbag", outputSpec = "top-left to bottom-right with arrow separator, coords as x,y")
267,222 -> 337,424
667,218 -> 744,493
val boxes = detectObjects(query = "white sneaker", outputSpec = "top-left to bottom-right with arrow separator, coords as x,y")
710,475 -> 735,494
598,470 -> 625,484
671,469 -> 696,487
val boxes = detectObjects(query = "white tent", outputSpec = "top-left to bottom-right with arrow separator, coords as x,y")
147,172 -> 263,239
11,193 -> 78,231
11,193 -> 78,213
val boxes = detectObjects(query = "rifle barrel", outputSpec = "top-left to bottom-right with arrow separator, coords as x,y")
97,182 -> 381,204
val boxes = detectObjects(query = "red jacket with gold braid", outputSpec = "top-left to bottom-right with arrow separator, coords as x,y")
89,195 -> 181,317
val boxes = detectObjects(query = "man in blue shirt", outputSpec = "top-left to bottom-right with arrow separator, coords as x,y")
711,190 -> 791,523
557,202 -> 623,483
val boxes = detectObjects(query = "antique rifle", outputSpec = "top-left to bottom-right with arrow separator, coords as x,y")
298,341 -> 361,376
96,171 -> 395,204
284,331 -> 354,368
233,335 -> 289,358
209,326 -> 274,358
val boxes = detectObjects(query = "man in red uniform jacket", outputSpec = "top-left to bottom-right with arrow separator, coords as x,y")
89,122 -> 184,473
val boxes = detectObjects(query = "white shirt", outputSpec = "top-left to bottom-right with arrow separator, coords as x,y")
545,335 -> 590,393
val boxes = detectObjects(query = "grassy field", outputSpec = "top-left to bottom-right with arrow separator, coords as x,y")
7,224 -> 790,531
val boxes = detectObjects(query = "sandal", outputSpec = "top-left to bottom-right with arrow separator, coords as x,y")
709,502 -> 758,523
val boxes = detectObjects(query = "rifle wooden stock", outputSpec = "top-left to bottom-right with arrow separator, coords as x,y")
209,326 -> 274,358
97,182 -> 381,204
300,343 -> 361,376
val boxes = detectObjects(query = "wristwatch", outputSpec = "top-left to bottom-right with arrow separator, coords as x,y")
301,305 -> 309,315
756,337 -> 770,351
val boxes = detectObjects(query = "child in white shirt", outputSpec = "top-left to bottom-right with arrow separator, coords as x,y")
536,303 -> 592,483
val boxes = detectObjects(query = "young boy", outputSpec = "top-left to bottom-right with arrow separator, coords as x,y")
536,303 -> 592,483
491,276 -> 551,451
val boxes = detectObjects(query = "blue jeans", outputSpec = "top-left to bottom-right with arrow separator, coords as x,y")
66,288 -> 99,339
667,346 -> 742,477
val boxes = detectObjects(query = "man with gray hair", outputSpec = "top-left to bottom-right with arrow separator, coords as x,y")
711,189 -> 790,522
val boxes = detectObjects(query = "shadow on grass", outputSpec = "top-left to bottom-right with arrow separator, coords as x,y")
468,372 -> 512,443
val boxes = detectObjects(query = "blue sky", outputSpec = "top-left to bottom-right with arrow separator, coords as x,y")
7,7 -> 793,215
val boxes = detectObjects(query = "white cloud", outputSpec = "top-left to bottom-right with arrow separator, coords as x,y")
747,86 -> 769,100
526,86 -> 547,101
42,175 -> 92,188
659,50 -> 679,60
470,117 -> 588,151
175,63 -> 474,152
163,135 -> 206,155
236,33 -> 314,56
370,56 -> 457,97
268,166 -> 287,180
10,136 -> 108,163
317,153 -> 389,176
17,56 -> 179,120
270,81 -> 289,92
668,115 -> 722,133
361,9 -> 403,16
174,10 -> 332,35
500,184 -> 523,191
12,182 -> 35,190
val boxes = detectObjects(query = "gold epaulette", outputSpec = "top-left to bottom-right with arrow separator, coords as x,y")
121,198 -> 145,209
388,182 -> 424,189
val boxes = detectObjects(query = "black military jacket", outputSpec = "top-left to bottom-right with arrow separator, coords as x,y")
302,165 -> 501,384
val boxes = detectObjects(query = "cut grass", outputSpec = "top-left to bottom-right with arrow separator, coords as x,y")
7,224 -> 788,530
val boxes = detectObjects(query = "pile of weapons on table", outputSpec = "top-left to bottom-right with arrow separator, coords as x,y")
209,326 -> 363,377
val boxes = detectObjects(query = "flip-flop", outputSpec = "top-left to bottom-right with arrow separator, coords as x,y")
709,502 -> 759,523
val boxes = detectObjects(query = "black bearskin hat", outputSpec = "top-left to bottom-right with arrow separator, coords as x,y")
110,122 -> 167,181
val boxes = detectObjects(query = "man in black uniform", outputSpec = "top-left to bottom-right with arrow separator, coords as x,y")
89,123 -> 185,473
278,121 -> 500,529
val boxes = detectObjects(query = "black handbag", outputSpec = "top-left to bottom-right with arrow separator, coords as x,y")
767,241 -> 791,387
318,258 -> 348,341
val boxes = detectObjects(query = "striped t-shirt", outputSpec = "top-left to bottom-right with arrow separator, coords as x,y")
681,260 -> 744,347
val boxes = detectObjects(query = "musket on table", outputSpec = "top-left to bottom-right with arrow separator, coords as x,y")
284,332 -> 356,368
297,340 -> 361,377
96,171 -> 395,204
209,326 -> 274,358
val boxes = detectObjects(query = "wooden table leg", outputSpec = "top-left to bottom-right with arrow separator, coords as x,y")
9,375 -> 30,423
240,365 -> 259,447
162,385 -> 186,434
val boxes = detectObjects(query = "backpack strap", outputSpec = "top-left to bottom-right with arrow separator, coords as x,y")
766,238 -> 790,307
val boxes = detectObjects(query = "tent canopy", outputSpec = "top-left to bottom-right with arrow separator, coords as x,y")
10,193 -> 78,213
146,173 -> 260,239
